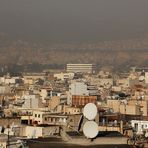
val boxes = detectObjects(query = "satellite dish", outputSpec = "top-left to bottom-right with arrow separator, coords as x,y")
83,121 -> 98,138
83,103 -> 97,120
139,76 -> 145,81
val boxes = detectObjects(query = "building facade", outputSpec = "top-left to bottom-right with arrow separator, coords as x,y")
66,64 -> 95,73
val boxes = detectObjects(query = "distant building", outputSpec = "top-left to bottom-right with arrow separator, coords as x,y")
66,64 -> 95,73
54,72 -> 74,81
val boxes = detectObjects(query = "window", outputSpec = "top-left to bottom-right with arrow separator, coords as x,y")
45,117 -> 47,121
35,114 -> 37,117
38,114 -> 40,118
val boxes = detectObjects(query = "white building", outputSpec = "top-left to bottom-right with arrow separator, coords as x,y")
66,64 -> 95,73
131,120 -> 148,134
21,94 -> 42,109
67,82 -> 98,105
69,82 -> 89,96
22,125 -> 60,138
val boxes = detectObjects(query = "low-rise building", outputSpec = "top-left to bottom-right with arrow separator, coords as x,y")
131,120 -> 148,134
31,110 -> 67,125
21,125 -> 60,138
64,106 -> 81,115
107,99 -> 141,115
54,72 -> 74,81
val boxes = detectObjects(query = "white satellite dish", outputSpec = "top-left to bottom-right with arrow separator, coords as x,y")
83,103 -> 97,120
83,121 -> 98,138
139,76 -> 145,81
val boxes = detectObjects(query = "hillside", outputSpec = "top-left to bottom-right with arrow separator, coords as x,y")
0,34 -> 148,72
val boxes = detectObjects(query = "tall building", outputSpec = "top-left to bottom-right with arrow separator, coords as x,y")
67,82 -> 98,106
66,64 -> 95,73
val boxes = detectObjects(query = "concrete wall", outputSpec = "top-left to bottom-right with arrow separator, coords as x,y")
21,125 -> 60,138
69,82 -> 89,96
48,96 -> 60,110
22,95 -> 42,109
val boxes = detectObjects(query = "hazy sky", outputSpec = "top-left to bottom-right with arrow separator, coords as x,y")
0,0 -> 148,43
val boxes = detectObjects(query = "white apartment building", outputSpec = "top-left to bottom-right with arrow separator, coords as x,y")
66,64 -> 95,73
69,82 -> 89,96
21,94 -> 42,109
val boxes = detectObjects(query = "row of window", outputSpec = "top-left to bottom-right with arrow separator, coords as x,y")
44,117 -> 66,123
34,114 -> 41,118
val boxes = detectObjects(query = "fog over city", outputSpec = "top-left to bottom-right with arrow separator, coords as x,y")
0,0 -> 148,43
0,2 -> 148,148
